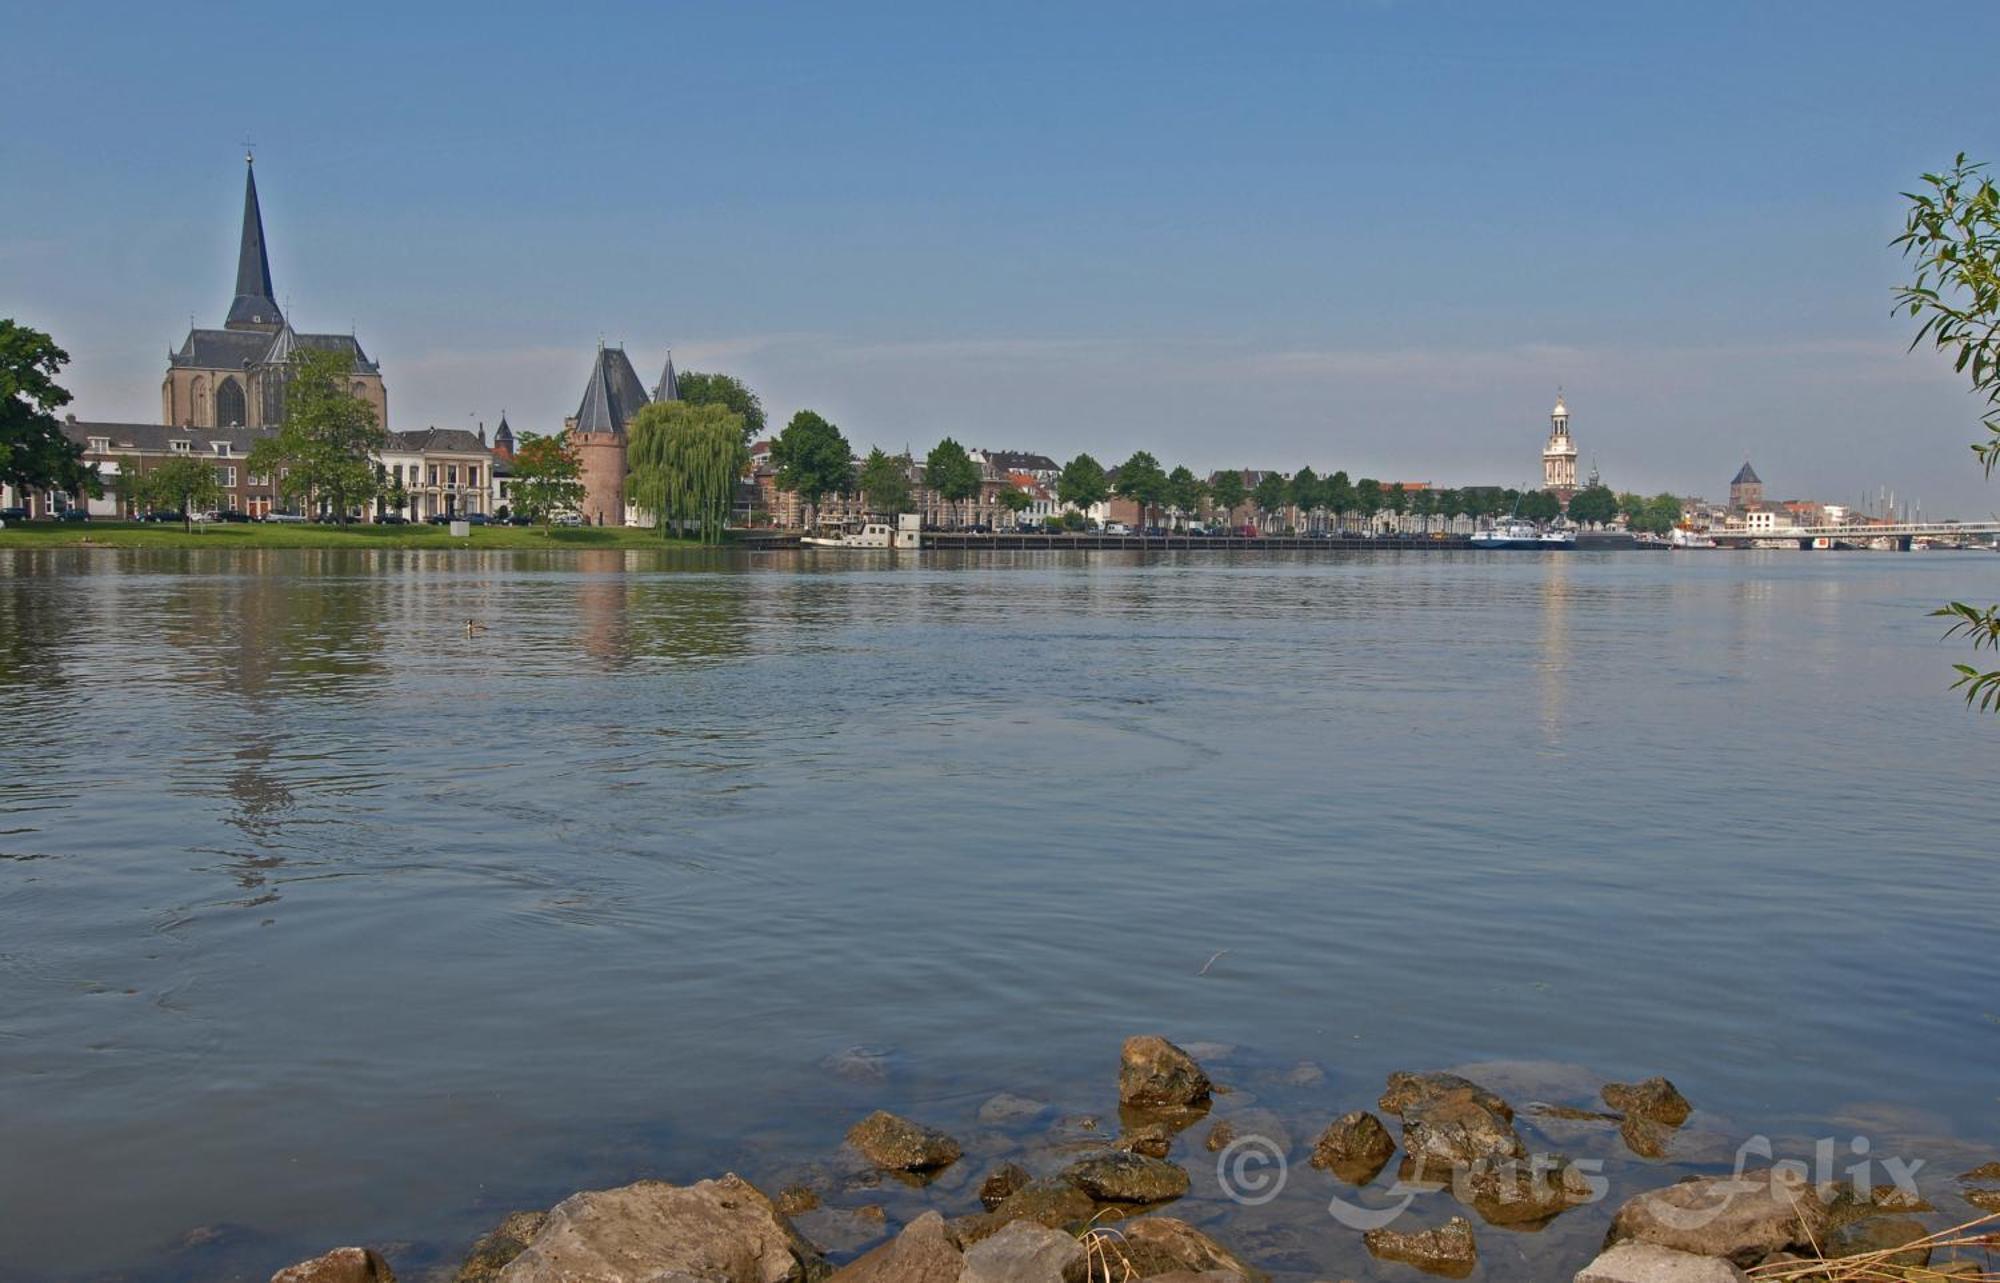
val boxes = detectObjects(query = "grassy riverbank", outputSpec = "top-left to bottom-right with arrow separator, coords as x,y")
0,521 -> 721,551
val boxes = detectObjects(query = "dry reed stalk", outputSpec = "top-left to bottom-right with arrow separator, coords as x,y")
1746,1209 -> 2000,1282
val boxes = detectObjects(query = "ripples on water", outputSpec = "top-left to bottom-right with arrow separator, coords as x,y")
1,547 -> 1996,1281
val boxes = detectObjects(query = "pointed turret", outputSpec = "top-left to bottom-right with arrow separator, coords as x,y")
493,414 -> 515,458
226,154 -> 284,332
653,351 -> 680,402
573,342 -> 650,437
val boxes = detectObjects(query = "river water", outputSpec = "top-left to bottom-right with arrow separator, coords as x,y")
2,547 -> 1996,1281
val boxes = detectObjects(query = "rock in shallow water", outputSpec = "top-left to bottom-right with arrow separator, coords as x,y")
826,1211 -> 962,1283
1603,1077 -> 1693,1126
1379,1071 -> 1512,1122
1117,1123 -> 1175,1159
271,1248 -> 396,1283
1572,1243 -> 1747,1283
454,1213 -> 547,1283
1111,1217 -> 1258,1282
1308,1110 -> 1396,1184
1605,1167 -> 1831,1267
978,1162 -> 1032,1210
959,1220 -> 1085,1283
495,1173 -> 827,1283
1119,1036 -> 1212,1109
1383,1073 -> 1527,1175
1362,1216 -> 1477,1278
1059,1151 -> 1190,1204
847,1111 -> 963,1173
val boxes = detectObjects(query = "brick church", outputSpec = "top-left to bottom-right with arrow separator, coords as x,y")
159,154 -> 388,432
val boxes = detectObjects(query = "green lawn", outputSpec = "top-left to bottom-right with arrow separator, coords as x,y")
0,520 -> 726,551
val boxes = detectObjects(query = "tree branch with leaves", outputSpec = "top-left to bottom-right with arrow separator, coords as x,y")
1895,153 -> 2000,710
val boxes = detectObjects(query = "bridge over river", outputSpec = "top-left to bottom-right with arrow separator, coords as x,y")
1707,520 -> 2000,549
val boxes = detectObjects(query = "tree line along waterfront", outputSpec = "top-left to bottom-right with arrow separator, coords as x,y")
3,313 -> 1690,543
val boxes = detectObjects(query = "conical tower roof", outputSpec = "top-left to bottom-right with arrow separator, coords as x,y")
573,343 -> 650,436
653,351 -> 680,402
1732,461 -> 1761,485
225,155 -> 284,332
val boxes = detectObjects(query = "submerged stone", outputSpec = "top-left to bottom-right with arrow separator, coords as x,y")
1362,1216 -> 1477,1278
1308,1110 -> 1396,1185
1058,1151 -> 1190,1204
1602,1077 -> 1693,1126
1119,1036 -> 1212,1109
846,1111 -> 963,1173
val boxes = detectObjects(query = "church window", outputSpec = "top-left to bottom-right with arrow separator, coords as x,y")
191,376 -> 209,427
216,377 -> 245,427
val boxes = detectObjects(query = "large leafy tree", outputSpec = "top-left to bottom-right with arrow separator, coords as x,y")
1165,465 -> 1205,528
1518,489 -> 1563,523
1624,492 -> 1682,535
1288,466 -> 1321,532
858,447 -> 913,515
675,371 -> 766,445
1057,452 -> 1110,516
1251,472 -> 1288,531
508,430 -> 587,524
1113,450 -> 1168,529
771,409 -> 852,528
1896,154 -> 2000,710
1209,469 -> 1246,526
628,400 -> 749,542
1353,478 -> 1383,531
925,437 -> 982,527
1325,470 -> 1354,532
245,348 -> 385,521
1566,483 -> 1620,528
0,320 -> 97,506
144,457 -> 225,532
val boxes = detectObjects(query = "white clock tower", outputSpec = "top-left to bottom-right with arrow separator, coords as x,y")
1541,392 -> 1578,500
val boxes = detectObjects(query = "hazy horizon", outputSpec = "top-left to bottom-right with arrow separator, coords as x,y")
9,1 -> 2000,515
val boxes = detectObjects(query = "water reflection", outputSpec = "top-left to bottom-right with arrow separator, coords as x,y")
2,548 -> 1998,1283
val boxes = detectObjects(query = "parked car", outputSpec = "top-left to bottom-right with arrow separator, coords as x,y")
553,512 -> 584,527
0,506 -> 26,522
464,513 -> 491,526
1104,522 -> 1132,535
215,508 -> 251,523
55,508 -> 93,523
375,513 -> 408,525
427,512 -> 455,525
505,515 -> 533,526
138,510 -> 182,523
262,511 -> 308,524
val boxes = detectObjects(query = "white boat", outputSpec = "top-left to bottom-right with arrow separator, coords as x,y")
1471,517 -> 1575,549
801,514 -> 922,550
1668,525 -> 1717,549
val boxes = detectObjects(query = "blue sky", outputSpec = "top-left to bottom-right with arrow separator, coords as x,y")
8,1 -> 2000,512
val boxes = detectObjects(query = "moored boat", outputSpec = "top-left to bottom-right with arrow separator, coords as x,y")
1471,517 -> 1575,549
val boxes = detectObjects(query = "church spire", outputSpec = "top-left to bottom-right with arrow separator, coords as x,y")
653,350 -> 680,402
225,153 -> 283,332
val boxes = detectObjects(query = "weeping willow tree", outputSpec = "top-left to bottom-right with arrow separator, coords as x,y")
627,401 -> 749,542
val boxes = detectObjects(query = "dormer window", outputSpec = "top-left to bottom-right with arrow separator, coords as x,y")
87,437 -> 109,453
170,439 -> 192,454
212,442 -> 232,457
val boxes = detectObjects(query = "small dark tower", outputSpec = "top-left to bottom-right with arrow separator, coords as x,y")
1730,461 -> 1763,511
492,414 -> 515,461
